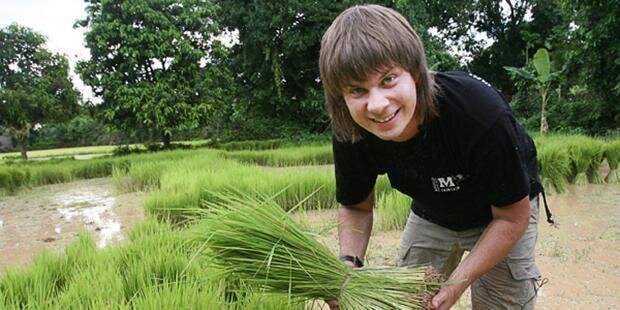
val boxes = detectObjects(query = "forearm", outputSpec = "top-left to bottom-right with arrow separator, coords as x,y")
338,191 -> 374,259
447,196 -> 530,290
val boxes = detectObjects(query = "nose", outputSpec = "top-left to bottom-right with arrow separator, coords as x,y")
367,89 -> 389,114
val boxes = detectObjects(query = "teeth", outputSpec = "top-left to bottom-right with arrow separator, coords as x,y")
373,110 -> 397,123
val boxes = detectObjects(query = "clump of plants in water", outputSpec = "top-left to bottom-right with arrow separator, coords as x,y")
603,140 -> 620,183
565,136 -> 604,185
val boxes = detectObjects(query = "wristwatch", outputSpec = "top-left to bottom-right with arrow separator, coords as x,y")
339,255 -> 364,268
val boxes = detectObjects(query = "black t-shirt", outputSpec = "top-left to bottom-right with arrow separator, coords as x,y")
333,71 -> 541,231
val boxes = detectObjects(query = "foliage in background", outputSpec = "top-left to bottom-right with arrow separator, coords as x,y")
0,24 -> 80,160
505,48 -> 559,134
560,0 -> 620,133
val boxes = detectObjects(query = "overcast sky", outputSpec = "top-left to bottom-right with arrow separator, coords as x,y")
0,0 -> 94,100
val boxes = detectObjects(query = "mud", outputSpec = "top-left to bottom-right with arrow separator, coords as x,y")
302,183 -> 620,309
0,178 -> 145,269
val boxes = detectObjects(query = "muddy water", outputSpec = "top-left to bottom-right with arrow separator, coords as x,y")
0,178 -> 145,269
301,183 -> 620,309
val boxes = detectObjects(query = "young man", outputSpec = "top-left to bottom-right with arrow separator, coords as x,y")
319,4 -> 552,309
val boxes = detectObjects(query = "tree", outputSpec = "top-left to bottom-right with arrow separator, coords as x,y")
216,0 -> 353,134
505,48 -> 558,134
420,0 -> 565,99
0,24 -> 79,159
76,0 -> 231,147
560,0 -> 620,133
215,0 -> 459,137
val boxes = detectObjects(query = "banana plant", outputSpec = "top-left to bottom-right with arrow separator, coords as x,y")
505,48 -> 558,134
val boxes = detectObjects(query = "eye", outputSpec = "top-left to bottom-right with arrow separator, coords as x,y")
349,87 -> 366,95
382,75 -> 397,86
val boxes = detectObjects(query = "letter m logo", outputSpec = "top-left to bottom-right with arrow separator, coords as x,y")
437,177 -> 455,188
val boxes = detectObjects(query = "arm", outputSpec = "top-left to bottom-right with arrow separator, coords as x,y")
338,190 -> 374,266
431,195 -> 531,310
327,191 -> 375,309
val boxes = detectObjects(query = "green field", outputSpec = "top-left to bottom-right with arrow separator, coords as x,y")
1,134 -> 618,308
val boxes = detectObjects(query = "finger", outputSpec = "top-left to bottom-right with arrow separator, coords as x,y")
326,299 -> 339,310
431,292 -> 445,309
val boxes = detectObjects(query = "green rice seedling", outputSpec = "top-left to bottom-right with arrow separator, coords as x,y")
262,169 -> 336,210
117,219 -> 205,301
585,139 -> 605,184
0,144 -> 117,160
376,191 -> 412,231
225,144 -> 333,167
0,250 -> 69,308
53,251 -> 126,309
116,161 -> 167,192
192,191 -> 443,309
129,281 -> 223,309
30,165 -> 73,186
234,291 -> 307,309
0,166 -> 31,195
217,139 -> 284,151
565,135 -> 601,185
604,140 -> 620,182
71,159 -> 115,179
537,141 -> 571,194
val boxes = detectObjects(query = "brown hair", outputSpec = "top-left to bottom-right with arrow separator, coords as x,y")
319,4 -> 438,142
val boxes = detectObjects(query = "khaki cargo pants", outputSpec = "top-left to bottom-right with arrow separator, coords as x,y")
397,198 -> 541,309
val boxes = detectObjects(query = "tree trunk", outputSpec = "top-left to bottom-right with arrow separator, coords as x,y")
19,137 -> 29,160
162,132 -> 171,148
540,88 -> 549,134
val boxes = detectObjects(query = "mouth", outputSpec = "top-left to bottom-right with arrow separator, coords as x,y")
371,109 -> 400,123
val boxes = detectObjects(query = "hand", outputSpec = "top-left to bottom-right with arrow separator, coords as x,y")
430,283 -> 466,310
326,260 -> 358,309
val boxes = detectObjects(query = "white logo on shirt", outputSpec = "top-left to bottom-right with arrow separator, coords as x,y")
431,174 -> 465,192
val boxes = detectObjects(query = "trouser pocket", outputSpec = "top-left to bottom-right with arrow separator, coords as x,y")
471,259 -> 540,310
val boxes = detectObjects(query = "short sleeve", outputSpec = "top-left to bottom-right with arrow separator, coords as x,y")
332,136 -> 378,205
471,114 -> 530,207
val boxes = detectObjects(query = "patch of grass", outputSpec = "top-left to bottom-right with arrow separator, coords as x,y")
0,217 -> 313,308
224,144 -> 333,166
0,145 -> 117,160
376,190 -> 412,231
216,139 -> 284,151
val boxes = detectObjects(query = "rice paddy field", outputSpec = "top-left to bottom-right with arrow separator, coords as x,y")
0,134 -> 618,308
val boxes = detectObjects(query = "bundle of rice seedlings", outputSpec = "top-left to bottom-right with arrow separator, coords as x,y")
585,139 -> 605,184
191,190 -> 443,309
566,136 -> 599,185
604,140 -> 620,183
537,142 -> 571,194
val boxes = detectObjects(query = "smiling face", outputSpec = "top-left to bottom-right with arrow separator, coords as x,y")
342,66 -> 419,142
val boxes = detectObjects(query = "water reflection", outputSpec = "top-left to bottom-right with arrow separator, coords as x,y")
0,178 -> 144,268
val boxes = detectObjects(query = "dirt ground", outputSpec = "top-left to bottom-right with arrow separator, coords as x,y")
305,183 -> 620,309
1,178 -> 617,309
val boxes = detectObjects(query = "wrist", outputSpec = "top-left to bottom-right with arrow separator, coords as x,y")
339,255 -> 364,268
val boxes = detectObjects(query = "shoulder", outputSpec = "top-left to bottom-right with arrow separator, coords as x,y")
432,71 -> 512,134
